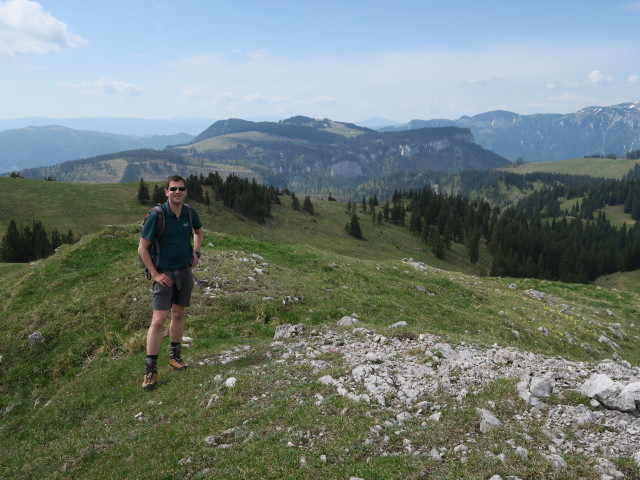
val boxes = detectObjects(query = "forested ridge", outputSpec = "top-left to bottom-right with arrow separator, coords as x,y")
138,172 -> 282,224
0,219 -> 74,262
371,169 -> 640,284
485,175 -> 640,282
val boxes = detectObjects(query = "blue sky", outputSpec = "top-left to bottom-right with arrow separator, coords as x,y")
1,0 -> 639,124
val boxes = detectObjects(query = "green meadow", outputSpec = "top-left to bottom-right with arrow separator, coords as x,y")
1,176 -> 639,479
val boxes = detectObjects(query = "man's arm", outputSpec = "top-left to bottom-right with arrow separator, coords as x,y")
138,237 -> 172,286
191,228 -> 203,266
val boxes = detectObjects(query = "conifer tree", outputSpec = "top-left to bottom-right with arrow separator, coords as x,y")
432,233 -> 444,259
291,193 -> 301,210
347,214 -> 363,239
0,220 -> 20,262
302,195 -> 314,214
467,227 -> 480,264
137,178 -> 150,205
151,184 -> 165,204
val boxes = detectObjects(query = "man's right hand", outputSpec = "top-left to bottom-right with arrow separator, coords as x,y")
152,272 -> 173,286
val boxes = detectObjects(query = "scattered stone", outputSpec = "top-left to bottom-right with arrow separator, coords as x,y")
224,377 -> 237,388
594,457 -> 625,478
598,335 -> 620,350
429,448 -> 443,461
515,446 -> 528,461
580,373 -> 616,398
396,412 -> 412,424
389,321 -> 408,328
28,332 -> 45,345
282,296 -> 302,305
477,408 -> 502,433
274,323 -> 305,339
427,412 -> 441,423
195,318 -> 640,469
338,315 -> 359,326
524,289 -> 546,300
318,375 -> 339,386
544,453 -> 568,470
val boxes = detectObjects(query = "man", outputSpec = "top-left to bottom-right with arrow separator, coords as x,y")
138,175 -> 203,391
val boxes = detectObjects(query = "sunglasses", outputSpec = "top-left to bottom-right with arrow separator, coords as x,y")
168,187 -> 186,192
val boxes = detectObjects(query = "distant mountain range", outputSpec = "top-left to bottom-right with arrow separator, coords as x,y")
176,116 -> 508,191
16,116 -> 507,192
0,126 -> 193,173
379,102 -> 640,162
4,102 -> 640,186
0,116 -> 213,136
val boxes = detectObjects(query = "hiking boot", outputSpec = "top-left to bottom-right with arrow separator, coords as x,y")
142,364 -> 158,391
169,351 -> 188,370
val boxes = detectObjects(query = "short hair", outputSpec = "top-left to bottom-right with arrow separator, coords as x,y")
165,175 -> 186,189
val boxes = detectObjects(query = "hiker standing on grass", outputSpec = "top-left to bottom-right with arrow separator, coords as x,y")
138,175 -> 203,391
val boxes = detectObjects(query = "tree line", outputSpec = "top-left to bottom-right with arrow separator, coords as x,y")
490,176 -> 640,282
138,172 -> 317,224
373,175 -> 640,283
0,220 -> 74,263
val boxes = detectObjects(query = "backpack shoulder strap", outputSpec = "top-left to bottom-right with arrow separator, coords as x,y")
184,203 -> 194,231
152,204 -> 164,238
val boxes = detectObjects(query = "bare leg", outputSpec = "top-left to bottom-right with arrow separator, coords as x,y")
147,310 -> 169,355
169,304 -> 186,343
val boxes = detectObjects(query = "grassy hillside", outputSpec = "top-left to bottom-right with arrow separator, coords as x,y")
502,157 -> 640,178
2,177 -> 475,270
2,179 -> 640,478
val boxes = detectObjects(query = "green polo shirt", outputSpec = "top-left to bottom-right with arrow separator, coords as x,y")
141,202 -> 202,271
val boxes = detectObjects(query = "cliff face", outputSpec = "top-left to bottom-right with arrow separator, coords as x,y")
185,119 -> 508,189
382,102 -> 640,161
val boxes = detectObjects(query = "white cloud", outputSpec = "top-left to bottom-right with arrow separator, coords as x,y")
309,96 -> 336,105
181,87 -> 209,99
167,42 -> 635,120
247,48 -> 269,59
96,77 -> 143,95
210,91 -> 236,105
585,70 -> 614,87
623,2 -> 640,11
0,0 -> 86,58
547,92 -> 595,106
627,74 -> 639,85
58,77 -> 143,96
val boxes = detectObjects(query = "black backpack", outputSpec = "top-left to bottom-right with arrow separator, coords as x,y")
140,203 -> 195,279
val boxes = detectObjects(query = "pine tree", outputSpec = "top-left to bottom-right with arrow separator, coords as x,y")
151,184 -> 165,204
291,193 -> 301,210
137,178 -> 150,205
347,214 -> 363,239
467,227 -> 480,265
0,220 -> 20,262
432,234 -> 444,259
302,195 -> 314,214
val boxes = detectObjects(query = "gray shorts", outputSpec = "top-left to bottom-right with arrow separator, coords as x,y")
152,267 -> 194,311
